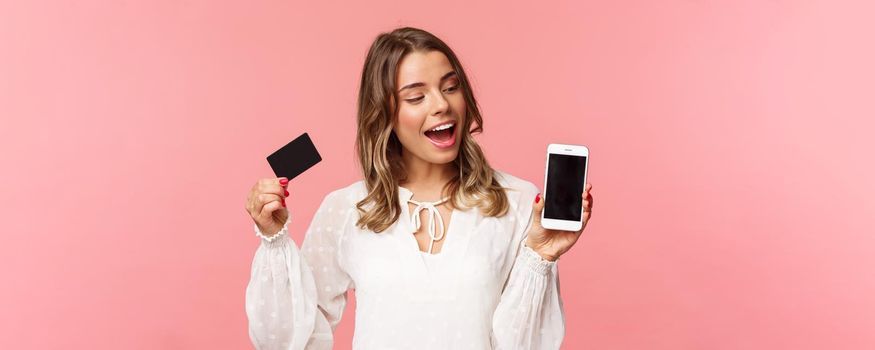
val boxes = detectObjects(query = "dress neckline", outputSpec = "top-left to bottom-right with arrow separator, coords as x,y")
398,186 -> 454,255
394,185 -> 475,285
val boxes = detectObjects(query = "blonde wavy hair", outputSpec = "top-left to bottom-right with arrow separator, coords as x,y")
354,27 -> 509,233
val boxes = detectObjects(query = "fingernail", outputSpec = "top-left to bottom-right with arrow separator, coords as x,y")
279,178 -> 288,185
535,194 -> 541,204
281,200 -> 286,207
284,190 -> 289,197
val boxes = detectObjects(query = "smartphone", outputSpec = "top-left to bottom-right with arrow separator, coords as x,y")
541,143 -> 589,231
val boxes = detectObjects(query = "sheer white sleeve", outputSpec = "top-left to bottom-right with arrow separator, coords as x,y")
245,191 -> 354,350
491,183 -> 566,350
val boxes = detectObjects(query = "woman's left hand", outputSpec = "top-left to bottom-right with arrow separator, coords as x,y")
525,183 -> 593,261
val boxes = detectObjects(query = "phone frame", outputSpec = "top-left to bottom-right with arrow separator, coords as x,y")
541,143 -> 590,231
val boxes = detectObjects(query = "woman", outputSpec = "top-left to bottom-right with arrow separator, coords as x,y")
244,27 -> 594,350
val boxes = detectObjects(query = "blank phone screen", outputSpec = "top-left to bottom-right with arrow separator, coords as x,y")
544,154 -> 587,221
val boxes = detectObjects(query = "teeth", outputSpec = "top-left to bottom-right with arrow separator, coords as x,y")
428,123 -> 454,132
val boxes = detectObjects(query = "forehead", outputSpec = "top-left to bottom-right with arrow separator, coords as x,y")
396,50 -> 454,84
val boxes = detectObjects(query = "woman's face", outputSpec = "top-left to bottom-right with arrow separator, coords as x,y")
392,50 -> 466,166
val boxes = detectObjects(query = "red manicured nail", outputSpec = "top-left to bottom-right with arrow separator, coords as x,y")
535,194 -> 541,204
281,200 -> 286,207
279,178 -> 288,185
284,190 -> 289,197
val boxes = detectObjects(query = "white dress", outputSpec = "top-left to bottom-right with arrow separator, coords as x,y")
245,170 -> 565,350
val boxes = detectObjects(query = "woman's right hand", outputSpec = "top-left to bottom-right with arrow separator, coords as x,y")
245,177 -> 290,236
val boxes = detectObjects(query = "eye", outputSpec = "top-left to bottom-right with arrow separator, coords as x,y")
443,85 -> 460,93
405,96 -> 424,104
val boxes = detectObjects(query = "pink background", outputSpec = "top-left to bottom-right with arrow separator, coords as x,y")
2,0 -> 874,349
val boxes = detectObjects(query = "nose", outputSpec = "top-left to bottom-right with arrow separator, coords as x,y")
430,90 -> 449,116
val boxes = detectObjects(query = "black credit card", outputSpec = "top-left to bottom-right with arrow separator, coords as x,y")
266,133 -> 322,181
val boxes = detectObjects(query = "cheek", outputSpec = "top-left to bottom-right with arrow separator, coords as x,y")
395,106 -> 425,140
450,94 -> 467,118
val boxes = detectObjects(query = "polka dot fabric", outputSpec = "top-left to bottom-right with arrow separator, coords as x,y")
245,170 -> 565,349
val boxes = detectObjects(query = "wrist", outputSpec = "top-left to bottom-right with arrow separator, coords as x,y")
525,238 -> 560,262
255,222 -> 289,243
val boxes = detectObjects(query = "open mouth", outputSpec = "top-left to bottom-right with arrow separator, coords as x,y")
424,123 -> 456,144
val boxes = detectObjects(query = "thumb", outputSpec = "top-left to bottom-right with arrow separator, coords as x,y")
531,193 -> 544,226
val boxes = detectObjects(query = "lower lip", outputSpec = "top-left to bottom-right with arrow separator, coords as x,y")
425,128 -> 457,149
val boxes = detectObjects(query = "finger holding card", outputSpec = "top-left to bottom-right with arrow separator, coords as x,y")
245,132 -> 323,237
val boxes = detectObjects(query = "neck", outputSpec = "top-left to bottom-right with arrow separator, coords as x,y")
400,151 -> 456,195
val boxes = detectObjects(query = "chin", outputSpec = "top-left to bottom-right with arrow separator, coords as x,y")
429,152 -> 458,164
425,147 -> 459,164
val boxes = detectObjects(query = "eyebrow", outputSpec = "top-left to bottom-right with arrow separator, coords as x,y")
398,71 -> 458,92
